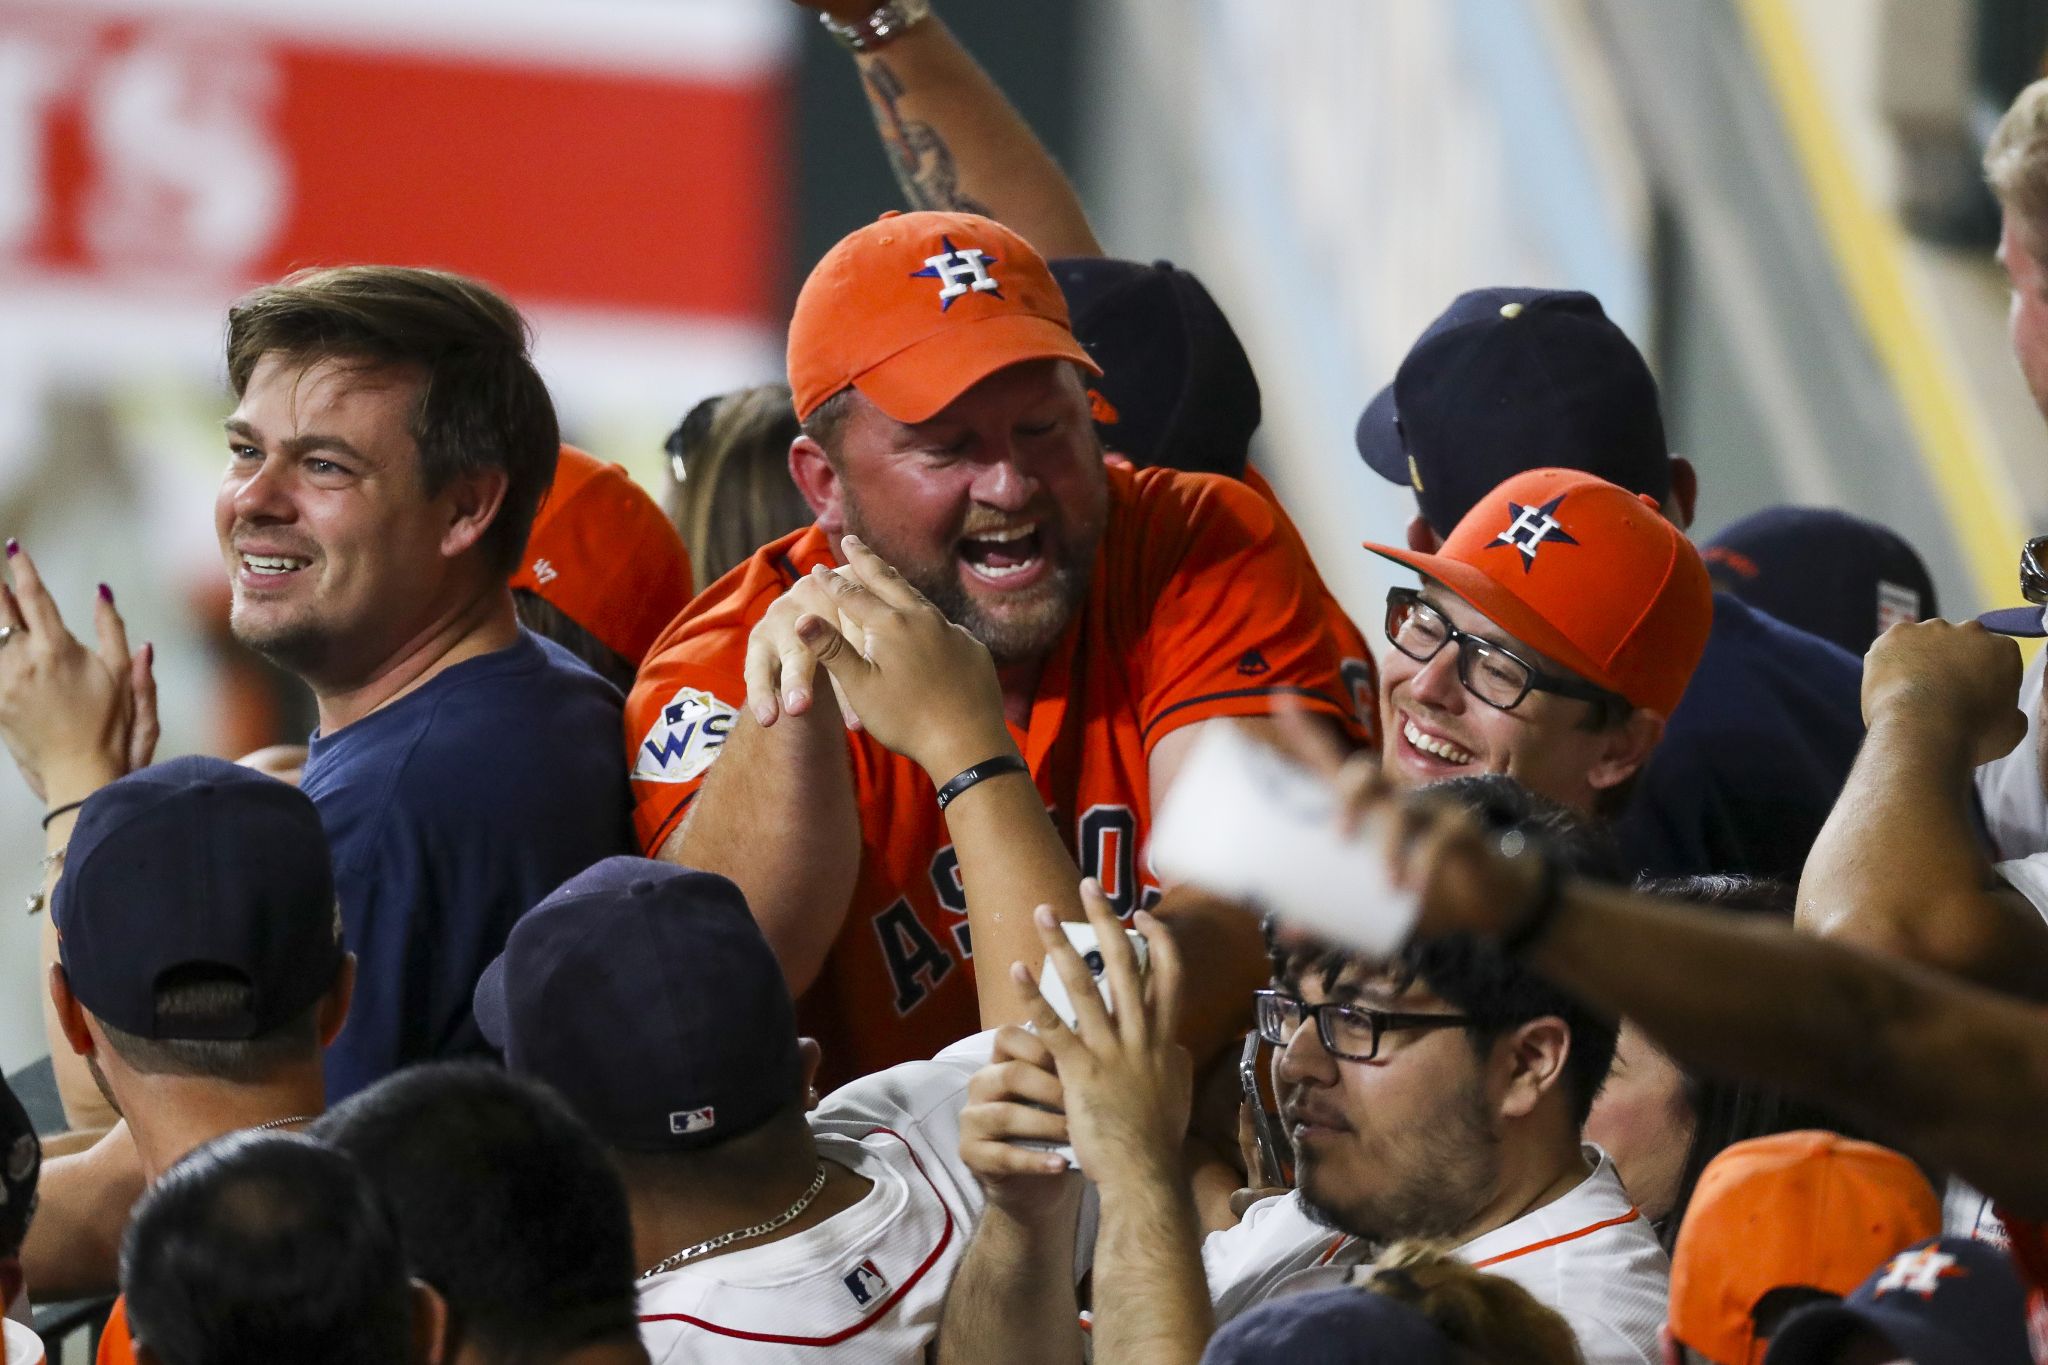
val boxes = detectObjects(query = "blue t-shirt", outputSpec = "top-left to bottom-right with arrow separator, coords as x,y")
1614,593 -> 1863,884
303,630 -> 632,1100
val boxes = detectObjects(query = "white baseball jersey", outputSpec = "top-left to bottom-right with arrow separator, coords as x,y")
1202,1148 -> 1668,1365
638,1029 -> 1094,1363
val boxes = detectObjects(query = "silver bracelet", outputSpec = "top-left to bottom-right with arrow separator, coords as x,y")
818,0 -> 931,53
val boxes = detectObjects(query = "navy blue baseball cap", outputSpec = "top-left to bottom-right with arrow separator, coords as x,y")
1200,1288 -> 1456,1365
52,757 -> 341,1041
1355,287 -> 1671,536
1703,505 -> 1938,656
474,857 -> 802,1152
1051,257 -> 1260,479
1763,1236 -> 2032,1364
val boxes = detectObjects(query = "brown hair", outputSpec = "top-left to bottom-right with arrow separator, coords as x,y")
225,265 -> 560,579
1986,79 -> 2048,256
663,383 -> 813,585
1360,1241 -> 1584,1364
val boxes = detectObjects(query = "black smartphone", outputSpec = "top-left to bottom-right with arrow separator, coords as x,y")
1238,1032 -> 1292,1190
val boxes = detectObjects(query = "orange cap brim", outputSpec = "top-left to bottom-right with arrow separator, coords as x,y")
1362,541 -> 1636,708
852,314 -> 1101,425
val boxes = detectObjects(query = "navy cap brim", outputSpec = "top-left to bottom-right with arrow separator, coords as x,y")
473,951 -> 511,1052
1764,1301 -> 1980,1365
1354,382 -> 1409,486
1979,605 -> 2048,637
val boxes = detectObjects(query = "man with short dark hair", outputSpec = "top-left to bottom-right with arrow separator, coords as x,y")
935,776 -> 1669,1365
217,265 -> 632,1098
121,1132 -> 441,1365
21,757 -> 354,1364
316,1063 -> 650,1365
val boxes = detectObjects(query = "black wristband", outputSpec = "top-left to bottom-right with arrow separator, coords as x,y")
41,799 -> 86,830
1495,831 -> 1565,957
935,754 -> 1027,810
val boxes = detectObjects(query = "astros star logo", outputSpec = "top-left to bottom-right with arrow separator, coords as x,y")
911,236 -> 1002,309
1491,495 -> 1578,571
1871,1247 -> 1964,1299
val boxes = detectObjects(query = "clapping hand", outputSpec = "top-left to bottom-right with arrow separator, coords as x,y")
0,543 -> 157,809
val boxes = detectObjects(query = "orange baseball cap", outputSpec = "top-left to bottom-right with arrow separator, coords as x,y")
786,210 -> 1100,424
510,445 -> 694,666
1668,1131 -> 1943,1365
1362,467 -> 1712,716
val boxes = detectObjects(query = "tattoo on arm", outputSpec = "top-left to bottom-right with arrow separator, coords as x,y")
863,59 -> 994,216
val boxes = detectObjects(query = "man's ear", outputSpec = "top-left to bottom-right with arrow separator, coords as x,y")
1495,1015 -> 1572,1121
1405,514 -> 1442,553
436,468 -> 512,561
789,436 -> 843,539
1664,456 -> 1699,531
49,963 -> 96,1059
409,1278 -> 451,1365
798,1036 -> 823,1110
316,954 -> 358,1049
1586,709 -> 1665,793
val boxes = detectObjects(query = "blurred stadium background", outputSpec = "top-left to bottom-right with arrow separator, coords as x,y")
0,0 -> 2041,1076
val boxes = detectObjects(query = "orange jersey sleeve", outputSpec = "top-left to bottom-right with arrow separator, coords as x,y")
625,527 -> 831,854
1110,467 -> 1372,754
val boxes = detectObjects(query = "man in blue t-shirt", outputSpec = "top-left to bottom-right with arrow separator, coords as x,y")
215,266 -> 634,1098
1,266 -> 633,1114
1354,287 -> 1864,881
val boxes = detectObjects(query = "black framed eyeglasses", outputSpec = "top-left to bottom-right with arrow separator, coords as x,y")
2021,536 -> 2048,606
1253,989 -> 1472,1063
1384,587 -> 1624,713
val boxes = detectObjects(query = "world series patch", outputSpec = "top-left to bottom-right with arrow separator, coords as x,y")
636,687 -> 738,783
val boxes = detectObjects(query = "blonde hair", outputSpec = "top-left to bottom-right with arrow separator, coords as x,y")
663,383 -> 814,586
1986,79 -> 2048,252
1359,1241 -> 1584,1365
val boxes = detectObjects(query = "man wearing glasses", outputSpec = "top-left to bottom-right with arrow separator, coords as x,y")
934,776 -> 1671,1365
1362,467 -> 1715,822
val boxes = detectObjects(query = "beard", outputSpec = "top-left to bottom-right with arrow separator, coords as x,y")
839,490 -> 1106,667
1295,1072 -> 1502,1247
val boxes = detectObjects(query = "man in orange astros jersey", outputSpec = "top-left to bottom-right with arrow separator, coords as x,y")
625,209 -> 1371,1085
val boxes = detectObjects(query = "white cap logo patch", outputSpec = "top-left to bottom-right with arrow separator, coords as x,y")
669,1106 -> 716,1136
636,687 -> 738,784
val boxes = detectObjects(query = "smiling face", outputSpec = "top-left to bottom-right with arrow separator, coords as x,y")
1273,964 -> 1502,1245
216,354 -> 480,687
803,360 -> 1109,666
1377,583 -> 1658,813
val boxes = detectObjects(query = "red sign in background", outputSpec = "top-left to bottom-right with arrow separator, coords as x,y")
3,5 -> 788,322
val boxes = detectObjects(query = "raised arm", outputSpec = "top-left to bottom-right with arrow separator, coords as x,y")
1796,620 -> 2048,999
797,2 -> 1104,259
1353,766 -> 2048,1219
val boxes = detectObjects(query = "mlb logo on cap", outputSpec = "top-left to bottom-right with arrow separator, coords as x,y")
669,1107 -> 715,1137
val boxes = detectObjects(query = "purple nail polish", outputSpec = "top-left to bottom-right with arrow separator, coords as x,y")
5,540 -> 17,558
97,583 -> 112,604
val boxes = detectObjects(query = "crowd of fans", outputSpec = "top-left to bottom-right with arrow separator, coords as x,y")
4,5 -> 2048,1363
